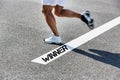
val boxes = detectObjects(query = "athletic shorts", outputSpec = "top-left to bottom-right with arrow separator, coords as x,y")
42,0 -> 66,6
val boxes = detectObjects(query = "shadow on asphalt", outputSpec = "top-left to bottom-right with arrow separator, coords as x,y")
48,43 -> 120,68
73,48 -> 120,68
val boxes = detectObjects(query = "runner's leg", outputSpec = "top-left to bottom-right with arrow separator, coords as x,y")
42,5 -> 59,36
55,5 -> 81,18
54,5 -> 94,29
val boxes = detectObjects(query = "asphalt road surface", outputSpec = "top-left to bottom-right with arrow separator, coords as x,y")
0,0 -> 120,80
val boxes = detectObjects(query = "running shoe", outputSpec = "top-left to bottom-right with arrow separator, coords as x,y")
81,10 -> 94,29
44,35 -> 62,44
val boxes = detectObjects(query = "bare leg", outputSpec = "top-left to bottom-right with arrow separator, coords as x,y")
55,5 -> 81,18
42,5 -> 59,36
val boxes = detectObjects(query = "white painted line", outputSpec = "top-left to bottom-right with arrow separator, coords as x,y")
31,16 -> 120,65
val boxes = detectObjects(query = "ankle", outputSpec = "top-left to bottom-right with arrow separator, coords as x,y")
54,34 -> 60,37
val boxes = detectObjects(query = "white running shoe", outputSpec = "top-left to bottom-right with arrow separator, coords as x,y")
44,35 -> 62,44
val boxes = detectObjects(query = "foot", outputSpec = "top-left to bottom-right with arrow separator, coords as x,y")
44,35 -> 62,44
81,10 -> 94,29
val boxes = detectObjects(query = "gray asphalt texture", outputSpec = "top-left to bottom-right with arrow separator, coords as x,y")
0,0 -> 120,80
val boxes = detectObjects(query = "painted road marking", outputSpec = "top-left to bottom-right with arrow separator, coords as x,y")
31,16 -> 120,65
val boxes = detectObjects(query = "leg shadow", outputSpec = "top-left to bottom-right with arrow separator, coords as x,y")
73,48 -> 120,68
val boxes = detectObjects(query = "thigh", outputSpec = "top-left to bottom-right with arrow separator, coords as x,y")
54,5 -> 63,13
